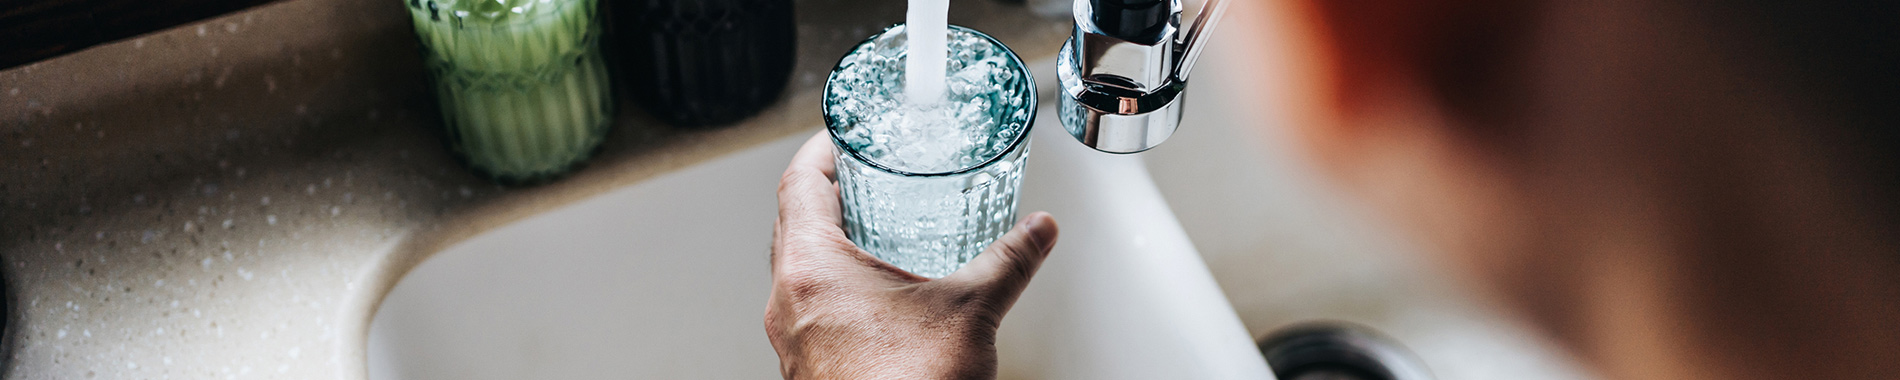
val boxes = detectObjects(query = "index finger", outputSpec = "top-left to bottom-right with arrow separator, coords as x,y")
786,131 -> 838,180
778,131 -> 843,231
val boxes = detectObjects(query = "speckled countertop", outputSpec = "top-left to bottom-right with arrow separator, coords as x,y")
0,0 -> 1068,377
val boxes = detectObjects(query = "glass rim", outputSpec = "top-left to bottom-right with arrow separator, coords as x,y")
823,23 -> 1038,178
407,0 -> 585,29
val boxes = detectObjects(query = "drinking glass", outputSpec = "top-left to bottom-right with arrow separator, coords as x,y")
405,0 -> 614,184
822,24 -> 1037,278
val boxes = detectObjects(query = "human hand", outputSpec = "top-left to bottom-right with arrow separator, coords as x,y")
765,132 -> 1059,380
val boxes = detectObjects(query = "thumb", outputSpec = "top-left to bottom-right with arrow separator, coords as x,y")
942,212 -> 1058,308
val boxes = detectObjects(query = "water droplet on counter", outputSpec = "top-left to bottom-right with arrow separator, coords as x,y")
225,22 -> 239,33
266,215 -> 277,225
260,196 -> 270,206
196,25 -> 207,37
305,185 -> 316,195
329,207 -> 340,216
222,219 -> 233,229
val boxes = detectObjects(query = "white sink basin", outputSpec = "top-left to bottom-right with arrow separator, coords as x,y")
368,13 -> 1597,378
366,107 -> 1276,379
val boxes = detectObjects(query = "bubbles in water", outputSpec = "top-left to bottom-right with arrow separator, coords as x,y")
824,25 -> 1034,278
825,25 -> 1031,174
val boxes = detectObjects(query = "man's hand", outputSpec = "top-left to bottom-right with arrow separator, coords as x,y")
765,132 -> 1059,380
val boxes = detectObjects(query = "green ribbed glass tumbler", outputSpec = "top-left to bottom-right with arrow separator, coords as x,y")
405,0 -> 614,183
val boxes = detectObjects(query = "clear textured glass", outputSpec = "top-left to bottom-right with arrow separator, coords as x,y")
824,24 -> 1036,278
405,0 -> 614,184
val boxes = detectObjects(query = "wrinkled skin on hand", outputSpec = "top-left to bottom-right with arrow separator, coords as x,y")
765,132 -> 1060,380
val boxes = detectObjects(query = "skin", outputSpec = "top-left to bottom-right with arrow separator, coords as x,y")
766,133 -> 1058,380
767,1 -> 1900,379
1259,1 -> 1900,379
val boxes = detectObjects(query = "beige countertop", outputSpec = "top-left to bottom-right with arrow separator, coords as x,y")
0,0 -> 1067,377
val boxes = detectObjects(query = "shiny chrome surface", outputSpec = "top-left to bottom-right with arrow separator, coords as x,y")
1259,322 -> 1436,380
1059,0 -> 1229,154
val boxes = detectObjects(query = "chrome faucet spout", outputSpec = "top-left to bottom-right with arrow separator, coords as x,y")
1173,0 -> 1228,83
1059,0 -> 1230,154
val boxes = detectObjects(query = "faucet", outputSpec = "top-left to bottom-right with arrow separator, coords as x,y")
1057,0 -> 1230,154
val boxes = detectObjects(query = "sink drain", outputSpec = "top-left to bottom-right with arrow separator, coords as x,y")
1258,321 -> 1433,380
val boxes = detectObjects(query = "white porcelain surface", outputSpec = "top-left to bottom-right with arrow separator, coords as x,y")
1137,11 -> 1597,379
368,110 -> 1274,379
368,6 -> 1596,377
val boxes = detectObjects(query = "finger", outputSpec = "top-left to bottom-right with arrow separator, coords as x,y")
771,218 -> 782,270
778,131 -> 844,231
787,131 -> 839,180
940,212 -> 1058,311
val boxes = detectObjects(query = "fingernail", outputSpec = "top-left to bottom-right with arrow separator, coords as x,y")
1022,213 -> 1057,250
